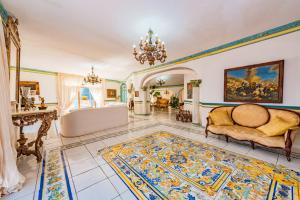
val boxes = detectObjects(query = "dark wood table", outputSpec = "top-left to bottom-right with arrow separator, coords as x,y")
12,109 -> 58,162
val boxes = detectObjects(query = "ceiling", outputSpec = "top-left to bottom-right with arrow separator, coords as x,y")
2,0 -> 300,80
147,74 -> 184,86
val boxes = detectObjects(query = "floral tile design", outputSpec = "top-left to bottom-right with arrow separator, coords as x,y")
98,132 -> 300,200
37,149 -> 74,200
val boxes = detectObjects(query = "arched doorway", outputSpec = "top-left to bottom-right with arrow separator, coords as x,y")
120,83 -> 127,103
136,66 -> 201,125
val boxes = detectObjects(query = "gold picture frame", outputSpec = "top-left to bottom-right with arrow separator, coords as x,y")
107,89 -> 117,98
19,81 -> 40,95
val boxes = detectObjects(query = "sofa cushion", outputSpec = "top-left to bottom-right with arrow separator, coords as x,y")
268,109 -> 300,126
209,110 -> 233,126
231,104 -> 270,128
207,125 -> 285,148
257,116 -> 297,136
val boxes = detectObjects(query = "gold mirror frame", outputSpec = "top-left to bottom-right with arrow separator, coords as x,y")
3,16 -> 21,103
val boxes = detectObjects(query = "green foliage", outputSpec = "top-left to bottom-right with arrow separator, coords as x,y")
170,95 -> 179,108
153,91 -> 161,97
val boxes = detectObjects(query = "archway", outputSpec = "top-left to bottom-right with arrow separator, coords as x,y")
136,67 -> 201,125
120,83 -> 127,103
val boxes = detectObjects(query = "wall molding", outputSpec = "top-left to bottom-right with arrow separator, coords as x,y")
184,100 -> 300,111
125,19 -> 300,80
0,2 -> 9,23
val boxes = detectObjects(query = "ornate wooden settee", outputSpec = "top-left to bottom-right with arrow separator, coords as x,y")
156,98 -> 169,108
205,104 -> 300,161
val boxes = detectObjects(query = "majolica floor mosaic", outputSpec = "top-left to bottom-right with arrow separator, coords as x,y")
4,112 -> 300,200
99,132 -> 300,200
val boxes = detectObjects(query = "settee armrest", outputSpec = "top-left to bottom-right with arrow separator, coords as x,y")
284,126 -> 300,148
206,116 -> 213,126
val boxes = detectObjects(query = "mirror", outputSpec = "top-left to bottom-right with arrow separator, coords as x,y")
3,16 -> 21,103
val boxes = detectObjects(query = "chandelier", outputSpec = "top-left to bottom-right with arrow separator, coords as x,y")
133,29 -> 167,66
83,66 -> 102,85
156,79 -> 166,86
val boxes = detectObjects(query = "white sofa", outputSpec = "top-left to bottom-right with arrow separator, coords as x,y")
60,105 -> 128,137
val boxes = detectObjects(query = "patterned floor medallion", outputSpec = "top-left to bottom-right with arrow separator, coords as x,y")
37,149 -> 74,200
98,132 -> 300,200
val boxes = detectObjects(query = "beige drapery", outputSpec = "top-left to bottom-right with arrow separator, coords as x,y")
0,17 -> 24,196
88,84 -> 104,107
57,73 -> 83,114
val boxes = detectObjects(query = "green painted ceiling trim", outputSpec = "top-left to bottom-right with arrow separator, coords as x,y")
127,19 -> 300,78
10,67 -> 123,82
106,79 -> 122,84
10,66 -> 58,76
0,2 -> 9,22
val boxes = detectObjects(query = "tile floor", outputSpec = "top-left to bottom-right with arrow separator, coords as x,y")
2,110 -> 300,200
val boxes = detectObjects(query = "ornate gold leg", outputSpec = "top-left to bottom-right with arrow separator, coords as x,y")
35,116 -> 52,162
12,110 -> 57,162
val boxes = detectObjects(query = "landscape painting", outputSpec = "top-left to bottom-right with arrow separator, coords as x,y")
224,60 -> 284,103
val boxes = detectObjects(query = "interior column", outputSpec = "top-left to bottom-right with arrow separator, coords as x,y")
190,80 -> 201,125
141,86 -> 150,115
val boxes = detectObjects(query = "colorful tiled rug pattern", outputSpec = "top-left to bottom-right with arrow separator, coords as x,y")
99,132 -> 300,200
37,149 -> 74,200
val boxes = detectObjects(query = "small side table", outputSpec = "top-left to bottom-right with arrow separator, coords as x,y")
12,109 -> 58,162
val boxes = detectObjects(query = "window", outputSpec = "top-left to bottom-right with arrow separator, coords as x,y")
71,87 -> 95,110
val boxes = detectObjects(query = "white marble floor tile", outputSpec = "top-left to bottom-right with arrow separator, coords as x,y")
77,179 -> 118,200
102,137 -> 122,146
15,192 -> 34,200
79,133 -> 97,141
120,190 -> 137,200
247,148 -> 279,165
73,167 -> 106,192
69,158 -> 98,176
113,196 -> 123,200
277,155 -> 300,172
206,137 -> 228,148
224,142 -> 251,155
109,175 -> 128,194
65,147 -> 93,164
61,137 -> 81,145
94,154 -> 108,166
101,163 -> 116,177
3,177 -> 37,200
85,140 -> 106,156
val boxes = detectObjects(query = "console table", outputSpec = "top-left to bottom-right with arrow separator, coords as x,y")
12,109 -> 58,162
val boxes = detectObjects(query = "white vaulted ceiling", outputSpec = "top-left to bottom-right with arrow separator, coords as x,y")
2,0 -> 300,80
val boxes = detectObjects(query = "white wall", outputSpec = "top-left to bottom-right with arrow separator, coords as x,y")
19,70 -> 58,104
18,69 -> 122,104
184,31 -> 300,107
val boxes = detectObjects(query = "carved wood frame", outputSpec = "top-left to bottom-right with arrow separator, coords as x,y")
3,16 -> 21,103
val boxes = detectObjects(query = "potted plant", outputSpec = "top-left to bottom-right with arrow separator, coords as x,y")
170,95 -> 179,109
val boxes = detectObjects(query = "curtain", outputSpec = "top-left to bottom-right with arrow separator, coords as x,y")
0,17 -> 24,196
57,73 -> 83,114
89,84 -> 104,107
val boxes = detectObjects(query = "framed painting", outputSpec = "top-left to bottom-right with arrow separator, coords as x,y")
19,81 -> 40,95
187,83 -> 193,99
107,89 -> 117,98
224,60 -> 284,103
135,91 -> 139,97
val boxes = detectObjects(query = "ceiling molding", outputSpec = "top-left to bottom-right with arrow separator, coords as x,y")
125,19 -> 300,80
10,66 -> 123,83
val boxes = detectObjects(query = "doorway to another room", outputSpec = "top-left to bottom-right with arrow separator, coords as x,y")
147,74 -> 184,114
